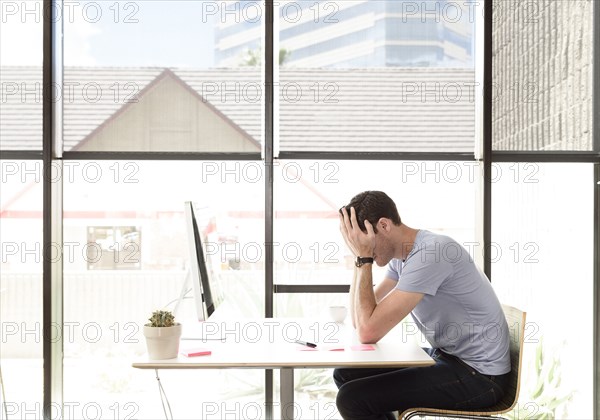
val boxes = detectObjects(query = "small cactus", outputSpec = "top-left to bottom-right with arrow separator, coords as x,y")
146,310 -> 176,327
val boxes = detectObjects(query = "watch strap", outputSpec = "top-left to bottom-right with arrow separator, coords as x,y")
355,256 -> 374,267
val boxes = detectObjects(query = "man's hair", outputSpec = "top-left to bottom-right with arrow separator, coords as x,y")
340,191 -> 402,233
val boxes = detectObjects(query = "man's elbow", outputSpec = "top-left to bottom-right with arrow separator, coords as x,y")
356,325 -> 381,344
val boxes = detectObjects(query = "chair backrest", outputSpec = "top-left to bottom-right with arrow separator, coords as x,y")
489,304 -> 527,412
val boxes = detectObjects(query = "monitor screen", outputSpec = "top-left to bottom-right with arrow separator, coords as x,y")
183,201 -> 223,321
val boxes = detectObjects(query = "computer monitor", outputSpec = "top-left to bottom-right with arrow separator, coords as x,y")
182,201 -> 223,322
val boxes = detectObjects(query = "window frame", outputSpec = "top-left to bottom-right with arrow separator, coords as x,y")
0,0 -> 597,417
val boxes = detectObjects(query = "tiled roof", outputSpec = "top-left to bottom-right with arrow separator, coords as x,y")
1,67 -> 475,153
1,67 -> 43,151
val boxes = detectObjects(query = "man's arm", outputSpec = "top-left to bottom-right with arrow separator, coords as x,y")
349,268 -> 357,328
354,264 -> 423,343
339,206 -> 423,343
374,277 -> 398,303
350,275 -> 396,328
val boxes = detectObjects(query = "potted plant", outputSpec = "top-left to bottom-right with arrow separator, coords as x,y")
143,310 -> 182,359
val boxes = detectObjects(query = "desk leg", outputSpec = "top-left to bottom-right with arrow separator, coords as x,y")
280,368 -> 294,420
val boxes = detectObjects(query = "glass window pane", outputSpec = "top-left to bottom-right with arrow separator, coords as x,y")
63,1 -> 263,152
63,160 -> 265,418
274,292 -> 347,420
0,160 -> 44,411
492,1 -> 594,151
274,159 -> 480,282
273,1 -> 477,153
492,163 -> 593,418
274,159 -> 482,418
0,0 -> 43,151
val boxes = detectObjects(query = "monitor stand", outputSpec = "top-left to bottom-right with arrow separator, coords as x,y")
173,269 -> 205,322
173,271 -> 226,341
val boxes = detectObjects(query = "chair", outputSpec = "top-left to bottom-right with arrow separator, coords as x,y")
400,305 -> 526,420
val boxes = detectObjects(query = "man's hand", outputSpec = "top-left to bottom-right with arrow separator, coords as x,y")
339,206 -> 376,257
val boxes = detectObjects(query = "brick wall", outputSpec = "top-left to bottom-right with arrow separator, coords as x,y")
492,0 -> 594,150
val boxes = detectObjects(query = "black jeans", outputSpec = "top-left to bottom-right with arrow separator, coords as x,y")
333,348 -> 510,420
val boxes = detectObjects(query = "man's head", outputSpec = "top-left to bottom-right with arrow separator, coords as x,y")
340,191 -> 401,234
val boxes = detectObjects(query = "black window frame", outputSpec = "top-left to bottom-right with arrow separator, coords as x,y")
0,0 -> 597,418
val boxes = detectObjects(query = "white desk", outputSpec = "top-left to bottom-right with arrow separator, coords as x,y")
133,319 -> 434,419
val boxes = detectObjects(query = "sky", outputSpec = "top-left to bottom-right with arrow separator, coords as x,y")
1,0 -> 217,67
1,0 -> 479,68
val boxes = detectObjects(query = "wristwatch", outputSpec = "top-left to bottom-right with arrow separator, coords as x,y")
355,256 -> 374,267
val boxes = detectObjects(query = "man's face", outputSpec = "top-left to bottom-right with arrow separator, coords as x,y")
371,221 -> 394,267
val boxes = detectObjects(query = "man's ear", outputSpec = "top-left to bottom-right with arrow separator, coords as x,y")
378,218 -> 392,233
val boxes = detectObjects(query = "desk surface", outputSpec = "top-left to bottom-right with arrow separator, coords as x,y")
133,318 -> 434,370
133,340 -> 433,369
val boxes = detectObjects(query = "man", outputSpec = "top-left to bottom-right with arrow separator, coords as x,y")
335,190 -> 510,420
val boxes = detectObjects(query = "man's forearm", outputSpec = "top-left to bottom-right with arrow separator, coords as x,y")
354,265 -> 377,334
349,268 -> 358,328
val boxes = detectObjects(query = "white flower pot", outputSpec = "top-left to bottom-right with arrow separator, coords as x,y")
143,324 -> 182,360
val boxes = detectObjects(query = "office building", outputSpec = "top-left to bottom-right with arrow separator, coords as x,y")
215,0 -> 474,67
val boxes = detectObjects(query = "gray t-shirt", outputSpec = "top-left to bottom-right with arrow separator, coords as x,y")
385,230 -> 511,375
